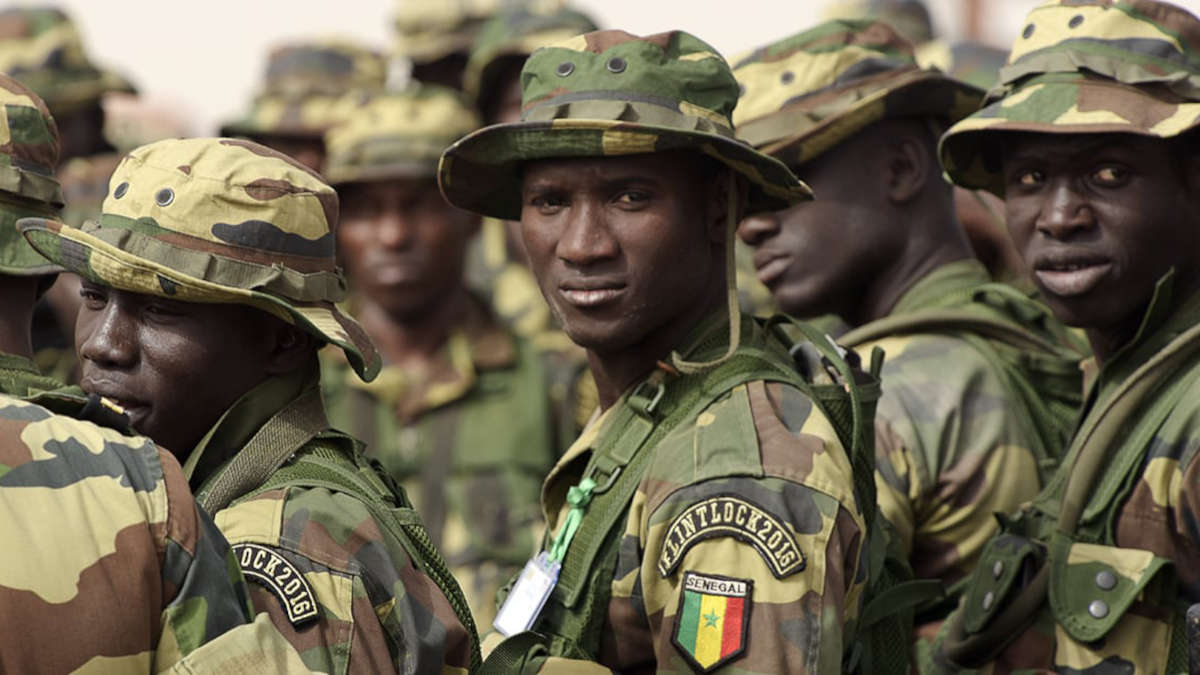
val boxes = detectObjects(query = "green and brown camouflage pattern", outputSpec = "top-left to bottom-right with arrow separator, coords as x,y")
18,137 -> 381,381
822,0 -> 937,46
0,73 -> 63,276
731,19 -> 983,167
463,6 -> 599,102
941,0 -> 1200,195
438,29 -> 813,220
393,0 -> 563,63
0,7 -> 134,115
0,391 -> 265,672
323,297 -> 587,628
189,365 -> 476,674
323,84 -> 481,184
220,39 -> 386,139
517,313 -> 865,673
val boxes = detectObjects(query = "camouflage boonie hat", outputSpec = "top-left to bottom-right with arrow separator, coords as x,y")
731,19 -> 984,167
220,40 -> 386,139
823,0 -> 936,45
18,138 -> 381,380
0,73 -> 63,276
438,30 -> 813,220
324,85 -> 480,184
463,6 -> 599,101
0,7 -> 134,115
393,0 -> 563,64
942,0 -> 1200,195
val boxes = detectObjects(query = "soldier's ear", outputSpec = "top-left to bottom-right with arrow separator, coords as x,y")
708,168 -> 748,245
263,321 -> 317,375
885,133 -> 931,205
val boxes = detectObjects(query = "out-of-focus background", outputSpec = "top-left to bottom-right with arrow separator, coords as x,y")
34,0 -> 1200,137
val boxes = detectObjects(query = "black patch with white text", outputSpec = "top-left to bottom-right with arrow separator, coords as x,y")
233,543 -> 319,626
658,495 -> 805,578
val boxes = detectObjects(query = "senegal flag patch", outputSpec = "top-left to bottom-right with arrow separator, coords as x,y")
672,572 -> 752,672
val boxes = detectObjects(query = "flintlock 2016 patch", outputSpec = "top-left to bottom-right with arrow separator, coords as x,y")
233,543 -> 319,626
658,495 -> 804,578
672,572 -> 752,672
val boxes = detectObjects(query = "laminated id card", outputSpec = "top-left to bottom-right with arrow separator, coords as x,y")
493,552 -> 561,636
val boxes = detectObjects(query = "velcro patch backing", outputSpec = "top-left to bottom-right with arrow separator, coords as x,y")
658,495 -> 804,578
234,543 -> 319,626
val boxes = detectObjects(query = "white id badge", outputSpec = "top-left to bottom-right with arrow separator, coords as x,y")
493,552 -> 561,636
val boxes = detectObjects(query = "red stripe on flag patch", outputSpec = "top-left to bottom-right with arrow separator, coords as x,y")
721,595 -> 744,658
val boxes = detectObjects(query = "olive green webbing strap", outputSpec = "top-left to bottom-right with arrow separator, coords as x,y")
943,320 -> 1200,665
199,386 -> 327,514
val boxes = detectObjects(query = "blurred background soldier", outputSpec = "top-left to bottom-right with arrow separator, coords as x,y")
321,84 -> 586,627
220,38 -> 386,171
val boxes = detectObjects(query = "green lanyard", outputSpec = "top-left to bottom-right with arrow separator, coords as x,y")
546,477 -> 597,563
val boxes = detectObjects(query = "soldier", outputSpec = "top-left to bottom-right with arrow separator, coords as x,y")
220,39 -> 386,171
0,71 -> 310,675
439,29 -> 878,672
20,137 -> 479,674
928,0 -> 1200,670
319,84 -> 585,628
732,21 -> 1086,650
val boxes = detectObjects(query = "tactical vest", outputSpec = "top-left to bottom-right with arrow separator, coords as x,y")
937,318 -> 1200,672
481,317 -> 918,674
195,386 -> 483,672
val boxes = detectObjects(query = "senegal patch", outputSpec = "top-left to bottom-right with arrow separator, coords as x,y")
233,543 -> 319,627
658,495 -> 804,578
672,572 -> 752,672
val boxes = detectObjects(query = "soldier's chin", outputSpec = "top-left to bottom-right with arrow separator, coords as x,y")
560,319 -> 642,356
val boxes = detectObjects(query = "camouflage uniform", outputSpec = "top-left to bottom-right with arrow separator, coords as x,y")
731,20 -> 1085,646
320,86 -> 587,628
439,30 -> 874,673
930,2 -> 1200,671
21,137 -> 478,674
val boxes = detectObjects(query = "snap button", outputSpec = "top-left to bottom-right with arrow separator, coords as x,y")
780,70 -> 794,85
155,188 -> 175,207
1068,14 -> 1084,28
982,590 -> 995,611
1095,570 -> 1117,590
555,61 -> 574,77
112,181 -> 129,199
606,57 -> 626,73
992,560 -> 1004,579
1088,599 -> 1109,619
1022,23 -> 1035,39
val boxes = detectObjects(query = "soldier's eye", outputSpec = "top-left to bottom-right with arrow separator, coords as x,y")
614,190 -> 649,206
79,286 -> 106,310
1092,166 -> 1127,185
1017,170 -> 1044,186
528,194 -> 566,213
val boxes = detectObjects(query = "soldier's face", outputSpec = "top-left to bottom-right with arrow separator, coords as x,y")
1002,133 -> 1200,336
520,152 -> 724,354
337,178 -> 476,319
74,283 -> 276,456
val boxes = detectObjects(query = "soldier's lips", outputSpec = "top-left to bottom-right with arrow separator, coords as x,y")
1034,260 -> 1113,297
558,281 -> 626,308
753,252 -> 792,286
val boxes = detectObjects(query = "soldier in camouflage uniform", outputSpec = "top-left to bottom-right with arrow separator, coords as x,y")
220,39 -> 386,172
319,84 -> 586,628
732,21 -> 1085,652
439,29 -> 878,673
20,137 -> 479,674
928,1 -> 1200,671
0,71 -> 312,675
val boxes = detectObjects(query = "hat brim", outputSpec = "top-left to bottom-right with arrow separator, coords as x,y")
438,118 -> 813,220
940,75 -> 1200,195
743,70 -> 985,167
18,217 -> 381,381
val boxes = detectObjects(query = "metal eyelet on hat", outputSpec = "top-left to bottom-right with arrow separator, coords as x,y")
606,57 -> 627,74
555,61 -> 574,77
780,71 -> 795,85
1068,14 -> 1084,28
1022,23 -> 1035,38
155,187 -> 175,207
112,181 -> 129,199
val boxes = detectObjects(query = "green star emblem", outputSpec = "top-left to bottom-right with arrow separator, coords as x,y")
703,609 -> 720,628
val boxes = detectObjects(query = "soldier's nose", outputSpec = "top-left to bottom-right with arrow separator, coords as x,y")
737,212 -> 782,246
77,302 -> 138,369
1035,182 -> 1096,240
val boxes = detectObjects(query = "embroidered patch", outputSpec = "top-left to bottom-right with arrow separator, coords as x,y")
658,495 -> 804,578
233,543 -> 319,626
672,572 -> 752,673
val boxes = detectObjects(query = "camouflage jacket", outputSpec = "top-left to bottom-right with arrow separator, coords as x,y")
0,360 -> 294,673
516,313 -> 865,674
323,296 -> 588,628
932,275 -> 1200,673
0,351 -> 62,397
187,364 -> 476,675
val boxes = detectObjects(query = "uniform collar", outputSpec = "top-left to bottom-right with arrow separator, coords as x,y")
888,258 -> 991,316
0,350 -> 63,397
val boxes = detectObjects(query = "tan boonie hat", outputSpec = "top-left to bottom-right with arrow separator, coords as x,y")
393,0 -> 564,64
732,19 -> 984,167
18,137 -> 381,380
324,84 -> 481,184
462,6 -> 599,102
941,0 -> 1200,195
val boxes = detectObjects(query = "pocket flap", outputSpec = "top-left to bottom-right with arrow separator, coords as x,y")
962,533 -> 1040,634
1049,538 -> 1172,643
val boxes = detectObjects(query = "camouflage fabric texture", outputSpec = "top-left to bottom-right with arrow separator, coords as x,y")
57,152 -> 122,227
438,29 -> 814,220
0,73 -> 63,276
730,18 -> 983,167
393,0 -> 563,63
0,7 -> 133,115
463,6 -> 599,101
18,137 -> 381,381
220,39 -> 386,139
941,0 -> 1200,195
323,83 -> 481,183
323,297 -> 587,628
